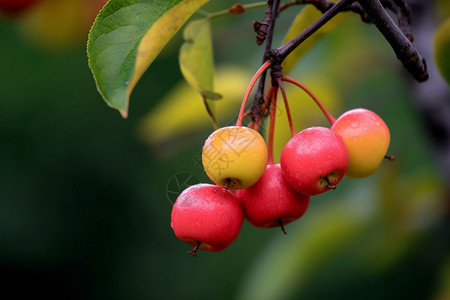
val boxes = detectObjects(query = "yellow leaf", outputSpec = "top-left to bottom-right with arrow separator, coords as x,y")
179,19 -> 221,100
138,66 -> 251,157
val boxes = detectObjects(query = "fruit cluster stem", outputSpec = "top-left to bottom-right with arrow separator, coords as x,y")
276,78 -> 296,137
283,76 -> 336,125
236,60 -> 272,127
267,85 -> 279,165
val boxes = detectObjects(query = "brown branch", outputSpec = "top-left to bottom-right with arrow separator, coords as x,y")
381,0 -> 413,41
249,0 -> 428,123
269,0 -> 356,64
253,0 -> 274,46
358,0 -> 428,82
305,0 -> 370,22
251,0 -> 280,122
278,0 -> 370,22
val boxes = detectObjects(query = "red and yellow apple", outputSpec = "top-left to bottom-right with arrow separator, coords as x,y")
202,126 -> 268,189
331,108 -> 390,178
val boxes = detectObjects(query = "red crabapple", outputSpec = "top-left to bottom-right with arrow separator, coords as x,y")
236,163 -> 310,233
170,183 -> 243,255
280,126 -> 349,196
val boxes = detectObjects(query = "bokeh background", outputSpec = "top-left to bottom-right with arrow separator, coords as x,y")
0,0 -> 449,299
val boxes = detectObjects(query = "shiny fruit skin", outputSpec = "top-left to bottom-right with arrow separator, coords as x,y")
280,126 -> 349,196
202,126 -> 268,189
236,164 -> 310,229
171,184 -> 244,252
331,108 -> 390,178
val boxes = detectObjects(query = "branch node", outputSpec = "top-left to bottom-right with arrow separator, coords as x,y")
253,20 -> 270,46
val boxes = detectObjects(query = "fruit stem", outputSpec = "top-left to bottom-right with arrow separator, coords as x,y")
278,219 -> 287,235
267,85 -> 279,165
282,76 -> 336,125
323,176 -> 337,190
253,87 -> 274,132
276,78 -> 296,138
236,60 -> 272,127
187,241 -> 201,256
242,111 -> 252,121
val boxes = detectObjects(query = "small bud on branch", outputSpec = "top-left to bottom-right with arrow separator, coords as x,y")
228,3 -> 246,14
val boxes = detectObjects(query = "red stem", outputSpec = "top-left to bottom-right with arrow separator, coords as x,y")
267,85 -> 279,165
242,110 -> 252,121
282,76 -> 336,125
276,78 -> 296,138
236,60 -> 272,127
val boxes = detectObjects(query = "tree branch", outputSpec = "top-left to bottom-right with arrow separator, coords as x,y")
358,0 -> 428,82
251,0 -> 280,122
249,0 -> 429,122
278,0 -> 370,22
269,0 -> 356,64
381,0 -> 413,41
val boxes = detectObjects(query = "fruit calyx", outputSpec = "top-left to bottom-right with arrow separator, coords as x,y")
222,178 -> 241,190
321,175 -> 337,190
385,155 -> 395,161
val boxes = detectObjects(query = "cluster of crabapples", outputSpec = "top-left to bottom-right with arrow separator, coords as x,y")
170,75 -> 391,256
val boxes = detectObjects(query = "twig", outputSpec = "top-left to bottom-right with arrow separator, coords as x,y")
358,0 -> 428,82
278,0 -> 370,22
253,0 -> 274,46
251,0 -> 281,122
269,0 -> 356,64
381,0 -> 413,41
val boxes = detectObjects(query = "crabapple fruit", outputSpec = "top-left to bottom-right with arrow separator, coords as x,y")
331,108 -> 390,178
170,183 -> 243,255
202,126 -> 268,189
236,163 -> 310,233
280,126 -> 349,196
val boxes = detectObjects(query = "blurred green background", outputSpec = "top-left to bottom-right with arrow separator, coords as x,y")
0,0 -> 449,299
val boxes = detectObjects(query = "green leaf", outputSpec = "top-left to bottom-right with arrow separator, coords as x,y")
179,19 -> 221,100
87,0 -> 209,118
281,4 -> 345,75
